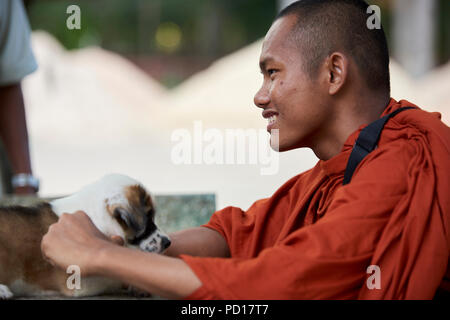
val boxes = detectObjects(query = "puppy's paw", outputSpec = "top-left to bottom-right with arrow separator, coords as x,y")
0,285 -> 13,300
127,286 -> 151,298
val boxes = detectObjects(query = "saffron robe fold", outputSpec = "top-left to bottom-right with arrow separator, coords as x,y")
180,99 -> 450,299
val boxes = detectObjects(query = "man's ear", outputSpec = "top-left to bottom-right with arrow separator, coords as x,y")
326,52 -> 348,95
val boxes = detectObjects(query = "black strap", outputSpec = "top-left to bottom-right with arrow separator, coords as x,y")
342,106 -> 416,185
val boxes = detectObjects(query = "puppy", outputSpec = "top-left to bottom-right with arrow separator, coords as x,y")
0,174 -> 170,299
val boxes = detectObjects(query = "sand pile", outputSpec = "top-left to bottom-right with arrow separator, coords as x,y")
23,31 -> 168,147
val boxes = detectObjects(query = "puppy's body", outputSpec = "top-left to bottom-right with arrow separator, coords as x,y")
0,174 -> 170,299
0,203 -> 65,298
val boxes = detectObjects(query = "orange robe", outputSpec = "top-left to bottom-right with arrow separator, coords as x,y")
180,99 -> 450,299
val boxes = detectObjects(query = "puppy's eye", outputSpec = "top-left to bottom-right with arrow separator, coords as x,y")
129,236 -> 140,245
113,208 -> 137,231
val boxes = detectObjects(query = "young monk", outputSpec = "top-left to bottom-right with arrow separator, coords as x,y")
41,0 -> 450,299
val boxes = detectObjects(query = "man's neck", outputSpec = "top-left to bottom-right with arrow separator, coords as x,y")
311,94 -> 391,161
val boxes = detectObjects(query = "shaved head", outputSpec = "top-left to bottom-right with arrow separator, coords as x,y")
276,0 -> 390,95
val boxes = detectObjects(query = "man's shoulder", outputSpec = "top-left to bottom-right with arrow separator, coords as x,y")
391,100 -> 449,133
380,101 -> 449,148
352,104 -> 450,187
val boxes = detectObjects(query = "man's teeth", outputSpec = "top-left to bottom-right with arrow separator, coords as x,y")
268,115 -> 277,124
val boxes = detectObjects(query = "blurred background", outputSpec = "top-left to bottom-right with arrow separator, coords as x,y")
5,0 -> 450,211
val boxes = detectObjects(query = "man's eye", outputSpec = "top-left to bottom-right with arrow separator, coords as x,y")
268,69 -> 277,76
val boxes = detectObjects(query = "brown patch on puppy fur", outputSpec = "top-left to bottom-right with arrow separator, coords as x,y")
106,185 -> 155,243
0,203 -> 69,295
126,185 -> 153,210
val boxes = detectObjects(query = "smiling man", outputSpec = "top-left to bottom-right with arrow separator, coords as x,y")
41,0 -> 450,299
256,1 -> 391,159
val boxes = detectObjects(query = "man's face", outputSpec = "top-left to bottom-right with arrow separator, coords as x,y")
254,15 -> 331,152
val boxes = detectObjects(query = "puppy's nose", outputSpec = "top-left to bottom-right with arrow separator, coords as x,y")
161,237 -> 171,249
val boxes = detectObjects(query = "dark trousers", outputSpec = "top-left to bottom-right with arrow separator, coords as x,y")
0,139 -> 13,195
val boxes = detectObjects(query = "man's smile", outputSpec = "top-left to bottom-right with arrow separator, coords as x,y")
262,110 -> 279,131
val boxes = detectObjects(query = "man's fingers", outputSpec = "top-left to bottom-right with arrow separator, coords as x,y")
59,211 -> 89,223
40,234 -> 48,256
73,210 -> 89,218
110,235 -> 125,246
41,233 -> 54,265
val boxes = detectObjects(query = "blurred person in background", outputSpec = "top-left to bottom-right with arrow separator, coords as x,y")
0,0 -> 39,195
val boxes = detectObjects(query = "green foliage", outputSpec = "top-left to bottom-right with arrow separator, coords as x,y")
438,0 -> 450,65
27,0 -> 275,56
26,0 -> 450,87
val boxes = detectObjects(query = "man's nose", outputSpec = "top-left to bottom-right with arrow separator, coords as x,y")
254,86 -> 270,109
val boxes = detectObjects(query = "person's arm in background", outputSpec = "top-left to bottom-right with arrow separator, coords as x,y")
0,0 -> 39,194
0,83 -> 35,194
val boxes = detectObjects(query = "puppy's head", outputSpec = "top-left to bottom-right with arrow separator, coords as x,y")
102,177 -> 170,253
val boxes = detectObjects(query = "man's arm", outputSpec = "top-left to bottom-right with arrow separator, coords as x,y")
165,227 -> 230,258
99,227 -> 230,298
41,211 -> 229,299
0,83 -> 35,194
95,243 -> 202,299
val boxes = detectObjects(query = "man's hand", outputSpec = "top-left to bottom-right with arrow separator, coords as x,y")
41,211 -> 124,276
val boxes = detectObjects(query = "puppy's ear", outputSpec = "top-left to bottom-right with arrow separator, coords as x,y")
113,208 -> 141,235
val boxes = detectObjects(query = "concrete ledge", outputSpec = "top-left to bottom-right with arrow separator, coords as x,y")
0,193 -> 216,233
